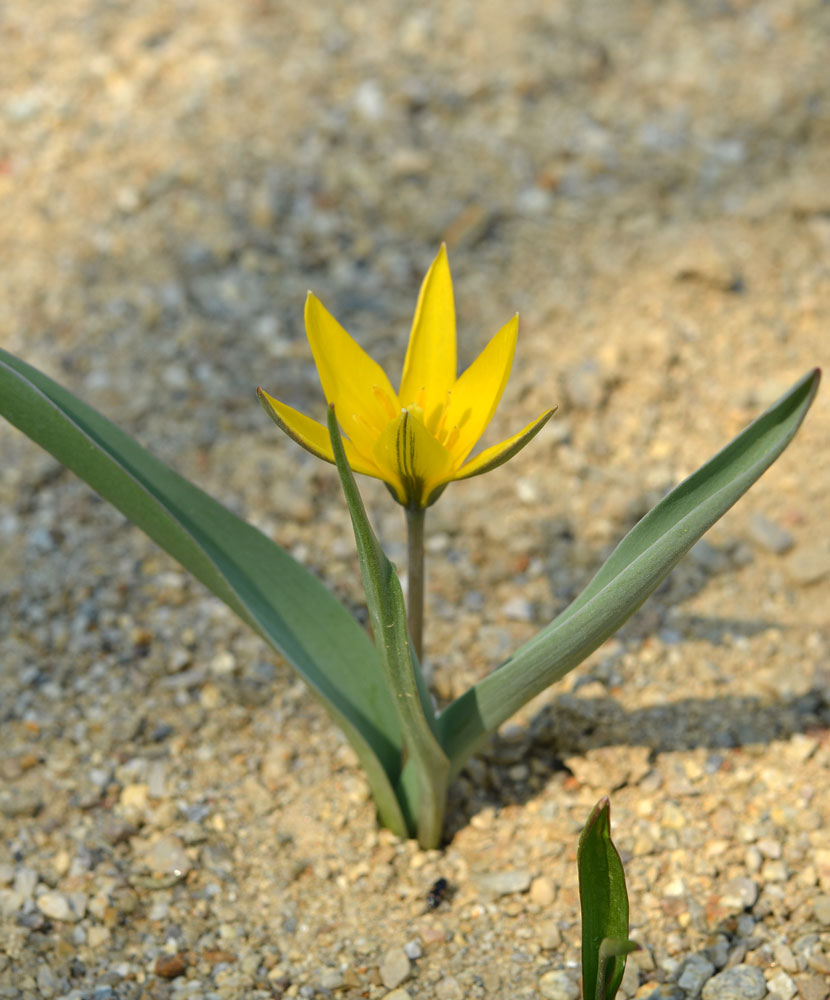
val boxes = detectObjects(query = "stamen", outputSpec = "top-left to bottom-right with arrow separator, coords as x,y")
407,403 -> 425,425
444,425 -> 460,452
429,389 -> 452,438
372,384 -> 399,421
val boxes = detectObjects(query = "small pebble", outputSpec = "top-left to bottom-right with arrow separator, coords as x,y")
765,971 -> 796,1000
718,878 -> 758,912
120,783 -> 149,812
87,926 -> 110,949
435,975 -> 464,1000
403,939 -> 422,960
378,947 -> 411,990
530,875 -> 557,906
538,969 -> 581,1000
757,838 -> 782,860
678,954 -> 716,995
140,834 -> 192,877
0,888 -> 23,917
538,920 -> 562,950
473,870 -> 532,896
13,867 -> 38,899
772,944 -> 797,974
319,969 -> 345,990
812,894 -> 830,925
154,952 -> 188,979
501,596 -> 534,622
620,959 -> 641,996
210,650 -> 236,675
761,860 -> 788,883
701,965 -> 767,1000
706,936 -> 730,970
37,890 -> 86,923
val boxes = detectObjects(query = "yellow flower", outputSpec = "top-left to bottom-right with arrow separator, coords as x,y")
258,245 -> 555,508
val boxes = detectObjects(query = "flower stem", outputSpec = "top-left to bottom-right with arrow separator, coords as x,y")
406,506 -> 426,664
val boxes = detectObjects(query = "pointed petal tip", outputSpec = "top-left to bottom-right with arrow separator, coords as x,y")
304,290 -> 327,317
400,242 -> 458,408
452,406 -> 556,483
431,241 -> 450,271
256,385 -> 273,413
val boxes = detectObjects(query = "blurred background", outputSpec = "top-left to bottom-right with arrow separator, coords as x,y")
2,1 -> 827,417
2,0 -> 827,624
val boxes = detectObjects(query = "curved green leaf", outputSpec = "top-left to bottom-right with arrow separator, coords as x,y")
327,407 -> 449,845
0,348 -> 408,836
438,368 -> 820,773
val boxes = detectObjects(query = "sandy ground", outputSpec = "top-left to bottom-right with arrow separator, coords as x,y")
1,2 -> 829,998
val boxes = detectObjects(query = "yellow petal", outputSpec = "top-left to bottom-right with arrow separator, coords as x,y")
450,408 -> 556,484
304,292 -> 399,453
372,409 -> 455,507
257,388 -> 379,476
399,245 -> 457,424
440,313 -> 518,462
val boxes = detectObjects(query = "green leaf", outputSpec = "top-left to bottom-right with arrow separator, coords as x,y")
437,368 -> 820,773
578,798 -> 636,1000
0,348 -> 408,837
327,407 -> 449,845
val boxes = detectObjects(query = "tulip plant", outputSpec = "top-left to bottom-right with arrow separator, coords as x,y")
0,246 -> 819,848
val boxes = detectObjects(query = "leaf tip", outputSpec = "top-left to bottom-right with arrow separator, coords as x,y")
578,796 -> 611,862
588,794 -> 611,827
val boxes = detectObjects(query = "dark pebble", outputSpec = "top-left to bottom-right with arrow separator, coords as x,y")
154,952 -> 189,979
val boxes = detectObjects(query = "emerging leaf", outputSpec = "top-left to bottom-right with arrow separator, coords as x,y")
578,798 -> 637,1000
